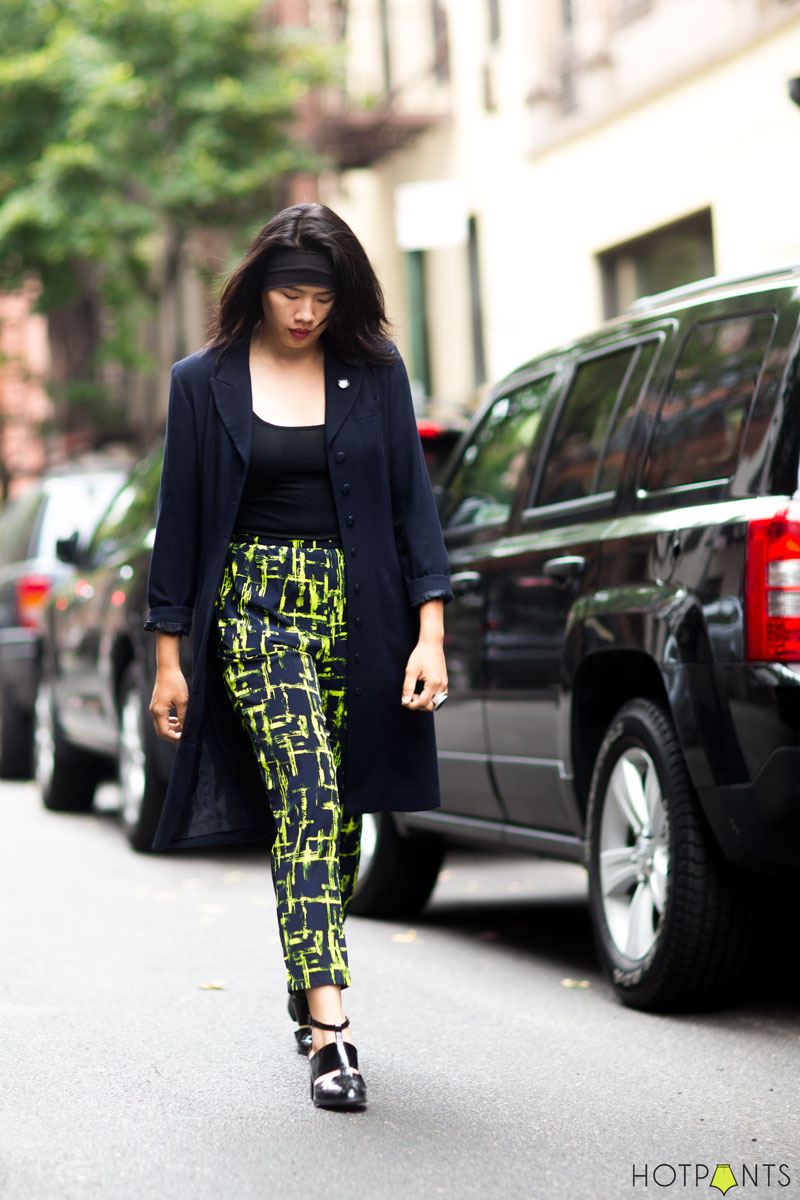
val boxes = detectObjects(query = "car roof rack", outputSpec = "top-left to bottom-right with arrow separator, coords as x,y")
627,264 -> 800,313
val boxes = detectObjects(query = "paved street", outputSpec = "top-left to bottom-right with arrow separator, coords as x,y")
2,781 -> 798,1200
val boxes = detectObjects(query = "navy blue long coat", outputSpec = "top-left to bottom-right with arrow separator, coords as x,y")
145,341 -> 451,851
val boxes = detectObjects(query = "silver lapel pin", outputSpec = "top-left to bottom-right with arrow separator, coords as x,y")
337,378 -> 350,389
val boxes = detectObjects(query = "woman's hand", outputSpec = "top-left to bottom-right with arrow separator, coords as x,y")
150,632 -> 189,741
401,599 -> 447,712
150,667 -> 189,740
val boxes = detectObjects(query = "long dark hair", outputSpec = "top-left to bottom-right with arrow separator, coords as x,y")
207,203 -> 395,364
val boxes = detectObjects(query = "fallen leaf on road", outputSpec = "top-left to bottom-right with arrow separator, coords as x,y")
560,978 -> 592,989
198,981 -> 227,990
391,930 -> 418,943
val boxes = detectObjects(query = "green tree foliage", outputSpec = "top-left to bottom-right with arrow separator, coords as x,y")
0,0 -> 330,436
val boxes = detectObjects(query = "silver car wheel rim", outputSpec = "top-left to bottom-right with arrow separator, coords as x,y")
599,747 -> 669,961
33,686 -> 55,796
119,691 -> 146,829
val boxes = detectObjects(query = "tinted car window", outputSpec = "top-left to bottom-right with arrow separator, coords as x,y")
537,348 -> 635,506
88,452 -> 163,565
0,491 -> 44,563
596,340 -> 660,494
641,314 -> 776,491
38,474 -> 130,555
442,376 -> 552,530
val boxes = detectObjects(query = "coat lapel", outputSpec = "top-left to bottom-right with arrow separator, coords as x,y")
325,353 -> 366,446
210,343 -> 252,466
209,342 -> 367,459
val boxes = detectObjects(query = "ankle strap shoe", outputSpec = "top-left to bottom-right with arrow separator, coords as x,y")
308,1017 -> 367,1109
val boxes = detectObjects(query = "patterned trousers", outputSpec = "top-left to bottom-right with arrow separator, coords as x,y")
215,537 -> 361,992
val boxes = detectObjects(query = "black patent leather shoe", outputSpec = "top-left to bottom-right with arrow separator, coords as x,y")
308,1016 -> 367,1109
287,992 -> 312,1056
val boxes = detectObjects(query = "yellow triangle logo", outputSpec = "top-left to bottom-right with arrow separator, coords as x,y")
710,1164 -> 738,1195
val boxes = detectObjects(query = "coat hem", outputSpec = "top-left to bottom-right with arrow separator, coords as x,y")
153,825 -> 273,852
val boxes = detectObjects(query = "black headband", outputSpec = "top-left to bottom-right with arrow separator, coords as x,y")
261,248 -> 337,291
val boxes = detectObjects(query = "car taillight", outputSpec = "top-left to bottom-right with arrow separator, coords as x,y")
417,420 -> 445,439
16,574 -> 52,629
746,505 -> 800,660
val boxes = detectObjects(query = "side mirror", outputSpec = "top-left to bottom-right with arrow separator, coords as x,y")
55,531 -> 80,565
433,483 -> 449,519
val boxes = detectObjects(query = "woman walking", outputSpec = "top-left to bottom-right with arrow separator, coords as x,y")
145,203 -> 450,1109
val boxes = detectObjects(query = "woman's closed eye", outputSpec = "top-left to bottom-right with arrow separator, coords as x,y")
282,291 -> 334,304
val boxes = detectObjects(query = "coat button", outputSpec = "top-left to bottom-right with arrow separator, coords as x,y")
346,515 -> 355,526
354,652 -> 361,663
354,583 -> 361,594
355,617 -> 363,627
354,687 -> 363,697
336,451 -> 346,463
342,483 -> 351,494
351,547 -> 357,557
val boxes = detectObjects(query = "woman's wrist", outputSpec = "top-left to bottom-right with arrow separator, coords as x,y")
155,630 -> 183,672
417,599 -> 444,644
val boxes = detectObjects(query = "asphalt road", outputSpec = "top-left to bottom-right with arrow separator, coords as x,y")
2,781 -> 798,1200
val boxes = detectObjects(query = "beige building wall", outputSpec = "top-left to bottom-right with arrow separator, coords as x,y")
318,0 -> 800,410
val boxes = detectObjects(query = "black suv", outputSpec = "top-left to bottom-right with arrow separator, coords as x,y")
352,266 -> 800,1013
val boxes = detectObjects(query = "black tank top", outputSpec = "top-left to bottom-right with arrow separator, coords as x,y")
234,414 -> 339,541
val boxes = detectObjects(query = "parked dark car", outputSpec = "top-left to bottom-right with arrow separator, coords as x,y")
0,463 -> 129,780
35,451 -> 184,850
416,408 -> 470,481
351,265 -> 800,1013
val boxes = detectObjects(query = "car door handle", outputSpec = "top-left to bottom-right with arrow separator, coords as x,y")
543,555 -> 586,583
450,570 -> 483,596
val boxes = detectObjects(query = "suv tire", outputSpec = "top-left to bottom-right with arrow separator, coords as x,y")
34,682 -> 101,813
0,685 -> 33,780
586,699 -> 753,1012
118,663 -> 166,853
348,812 -> 444,918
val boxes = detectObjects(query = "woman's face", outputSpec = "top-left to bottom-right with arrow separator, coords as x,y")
260,285 -> 335,353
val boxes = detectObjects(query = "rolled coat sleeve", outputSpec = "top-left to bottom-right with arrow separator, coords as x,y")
144,365 -> 201,635
384,356 -> 452,607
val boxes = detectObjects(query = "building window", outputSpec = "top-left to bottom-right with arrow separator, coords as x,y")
467,216 -> 487,388
615,0 -> 653,24
556,62 -> 577,114
482,62 -> 497,111
379,0 -> 392,93
406,250 -> 431,399
598,210 -> 715,319
431,0 -> 450,83
488,0 -> 501,43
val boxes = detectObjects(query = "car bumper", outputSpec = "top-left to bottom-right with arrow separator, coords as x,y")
700,745 -> 800,873
0,628 -> 41,709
